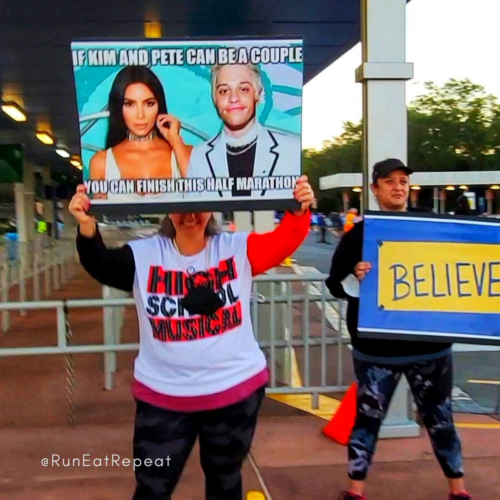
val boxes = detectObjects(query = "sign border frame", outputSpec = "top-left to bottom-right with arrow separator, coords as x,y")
71,35 -> 305,216
358,210 -> 500,347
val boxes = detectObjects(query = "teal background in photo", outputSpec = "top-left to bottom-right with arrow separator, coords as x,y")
71,40 -> 303,178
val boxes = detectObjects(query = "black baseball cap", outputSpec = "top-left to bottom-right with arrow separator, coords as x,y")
372,158 -> 413,183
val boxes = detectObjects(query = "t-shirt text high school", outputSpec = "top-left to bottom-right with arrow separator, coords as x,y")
76,210 -> 310,412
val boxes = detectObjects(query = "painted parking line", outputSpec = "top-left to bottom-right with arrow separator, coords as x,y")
455,423 -> 500,429
268,393 -> 341,421
268,326 -> 341,420
269,391 -> 500,429
468,379 -> 500,385
291,263 -> 349,338
246,491 -> 267,500
247,452 -> 273,500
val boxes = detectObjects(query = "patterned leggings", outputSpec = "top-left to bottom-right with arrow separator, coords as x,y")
132,386 -> 265,500
348,352 -> 464,481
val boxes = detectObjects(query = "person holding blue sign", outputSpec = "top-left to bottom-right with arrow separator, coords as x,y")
326,159 -> 471,500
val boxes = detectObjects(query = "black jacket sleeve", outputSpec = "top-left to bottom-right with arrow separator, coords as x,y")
325,223 -> 363,299
76,224 -> 136,292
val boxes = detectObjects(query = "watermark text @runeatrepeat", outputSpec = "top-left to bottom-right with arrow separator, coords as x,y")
41,454 -> 171,471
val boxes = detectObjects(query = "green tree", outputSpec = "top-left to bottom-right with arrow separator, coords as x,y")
303,121 -> 362,196
408,78 -> 500,171
303,78 -> 500,211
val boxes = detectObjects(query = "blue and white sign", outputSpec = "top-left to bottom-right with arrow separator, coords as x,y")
358,211 -> 500,346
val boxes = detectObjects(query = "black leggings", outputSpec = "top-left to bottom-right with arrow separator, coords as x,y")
348,352 -> 464,481
132,386 -> 265,500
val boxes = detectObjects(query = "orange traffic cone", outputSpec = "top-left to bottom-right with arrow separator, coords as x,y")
322,382 -> 357,445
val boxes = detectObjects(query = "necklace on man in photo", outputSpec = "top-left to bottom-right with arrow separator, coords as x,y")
226,137 -> 257,156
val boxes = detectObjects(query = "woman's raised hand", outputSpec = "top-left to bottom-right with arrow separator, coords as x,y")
157,114 -> 181,144
293,175 -> 315,216
69,185 -> 96,236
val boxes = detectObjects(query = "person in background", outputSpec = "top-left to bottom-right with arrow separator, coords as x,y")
454,195 -> 471,215
70,176 -> 314,500
317,212 -> 328,243
325,159 -> 472,500
343,208 -> 358,233
329,212 -> 343,236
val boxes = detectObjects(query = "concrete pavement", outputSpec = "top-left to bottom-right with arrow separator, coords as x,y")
0,238 -> 498,498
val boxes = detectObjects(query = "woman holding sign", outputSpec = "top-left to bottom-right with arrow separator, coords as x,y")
70,175 -> 314,500
89,65 -> 192,201
326,159 -> 472,500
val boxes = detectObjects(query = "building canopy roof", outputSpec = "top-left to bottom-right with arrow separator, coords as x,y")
0,0 -> 365,178
320,171 -> 500,191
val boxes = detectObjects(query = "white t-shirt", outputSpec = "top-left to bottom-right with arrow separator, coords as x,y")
127,232 -> 267,397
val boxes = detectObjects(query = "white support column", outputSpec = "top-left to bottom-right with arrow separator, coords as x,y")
433,187 -> 439,213
41,168 -> 55,237
213,212 -> 223,228
440,189 -> 446,214
14,183 -> 27,313
61,200 -> 73,238
14,183 -> 28,244
233,212 -> 252,232
23,162 -> 36,242
486,189 -> 493,215
357,0 -> 420,439
253,211 -> 275,233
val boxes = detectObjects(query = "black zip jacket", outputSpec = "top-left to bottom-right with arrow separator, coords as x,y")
325,210 -> 452,359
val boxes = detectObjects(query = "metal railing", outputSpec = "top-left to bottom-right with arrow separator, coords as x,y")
250,275 -> 349,397
0,237 -> 77,331
0,273 -> 349,418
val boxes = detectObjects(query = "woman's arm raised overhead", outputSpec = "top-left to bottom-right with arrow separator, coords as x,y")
70,185 -> 136,292
246,175 -> 314,276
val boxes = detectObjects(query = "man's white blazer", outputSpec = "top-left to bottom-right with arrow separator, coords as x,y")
186,123 -> 301,199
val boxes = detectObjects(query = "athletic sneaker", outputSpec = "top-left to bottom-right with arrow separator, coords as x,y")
448,493 -> 472,500
337,491 -> 365,500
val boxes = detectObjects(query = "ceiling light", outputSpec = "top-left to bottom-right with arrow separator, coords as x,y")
410,185 -> 421,190
352,187 -> 362,192
56,148 -> 70,158
1,101 -> 26,122
36,131 -> 54,145
70,156 -> 83,170
445,185 -> 455,191
491,185 -> 500,190
459,185 -> 468,190
144,21 -> 162,38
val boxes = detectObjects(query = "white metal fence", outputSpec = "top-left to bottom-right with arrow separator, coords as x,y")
0,273 -> 349,421
0,237 -> 77,331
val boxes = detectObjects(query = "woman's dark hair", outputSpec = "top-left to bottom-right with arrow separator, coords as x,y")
105,66 -> 168,149
159,215 -> 219,238
455,195 -> 471,215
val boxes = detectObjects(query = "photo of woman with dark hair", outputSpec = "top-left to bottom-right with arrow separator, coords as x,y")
89,66 -> 192,201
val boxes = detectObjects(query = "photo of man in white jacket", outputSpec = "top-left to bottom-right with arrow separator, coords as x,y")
187,62 -> 301,200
